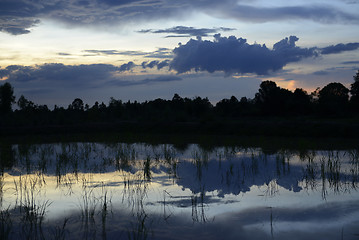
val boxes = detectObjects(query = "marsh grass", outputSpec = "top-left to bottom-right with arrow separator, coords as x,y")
0,174 -> 4,207
51,218 -> 68,240
348,149 -> 359,188
143,156 -> 151,181
192,149 -> 209,181
191,187 -> 209,223
78,178 -> 98,223
127,210 -> 151,240
122,173 -> 148,214
13,175 -> 51,240
77,178 -> 98,240
0,207 -> 12,240
115,144 -> 137,171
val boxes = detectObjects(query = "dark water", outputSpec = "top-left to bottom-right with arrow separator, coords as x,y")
1,141 -> 359,239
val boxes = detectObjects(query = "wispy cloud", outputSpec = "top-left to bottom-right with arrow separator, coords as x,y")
83,50 -> 148,56
106,75 -> 182,87
341,60 -> 359,64
57,52 -> 72,56
138,26 -> 235,38
215,4 -> 359,24
83,48 -> 173,59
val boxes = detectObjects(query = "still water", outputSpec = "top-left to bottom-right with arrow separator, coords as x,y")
0,141 -> 359,239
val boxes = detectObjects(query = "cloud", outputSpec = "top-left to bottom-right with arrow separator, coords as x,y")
57,52 -> 71,56
138,26 -> 235,37
170,34 -> 318,75
321,43 -> 359,54
312,70 -> 330,76
118,61 -> 135,71
1,0 -> 358,35
341,60 -> 359,65
84,50 -> 148,56
0,62 -> 181,96
215,4 -> 359,24
106,75 -> 182,87
144,48 -> 173,59
141,60 -> 170,70
0,63 -> 135,87
83,48 -> 173,59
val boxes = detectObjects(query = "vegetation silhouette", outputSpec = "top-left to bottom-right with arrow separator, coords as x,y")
1,69 -> 359,137
0,83 -> 15,114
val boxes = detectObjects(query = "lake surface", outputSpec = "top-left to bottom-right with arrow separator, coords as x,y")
1,140 -> 359,239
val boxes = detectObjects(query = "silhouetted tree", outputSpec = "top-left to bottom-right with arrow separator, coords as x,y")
216,96 -> 239,118
290,88 -> 312,114
318,82 -> 349,114
68,98 -> 84,111
17,95 -> 35,111
254,81 -> 293,115
0,82 -> 15,114
350,70 -> 359,108
170,94 -> 187,121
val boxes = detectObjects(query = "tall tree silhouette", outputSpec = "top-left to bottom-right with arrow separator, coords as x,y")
255,80 -> 292,115
17,95 -> 35,111
68,98 -> 84,111
291,88 -> 312,114
350,70 -> 359,109
0,82 -> 15,114
318,82 -> 349,114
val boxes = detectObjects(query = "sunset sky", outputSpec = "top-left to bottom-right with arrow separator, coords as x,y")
1,0 -> 359,107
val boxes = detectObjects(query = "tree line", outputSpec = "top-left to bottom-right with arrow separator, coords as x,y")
1,70 -> 359,128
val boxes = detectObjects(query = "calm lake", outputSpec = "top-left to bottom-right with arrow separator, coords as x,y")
1,138 -> 359,240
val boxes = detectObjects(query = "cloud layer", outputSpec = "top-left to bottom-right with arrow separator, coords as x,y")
170,35 -> 318,75
138,26 -> 235,38
0,63 -> 181,91
83,48 -> 173,59
1,0 -> 358,35
213,4 -> 359,24
0,63 -> 134,85
321,43 -> 359,54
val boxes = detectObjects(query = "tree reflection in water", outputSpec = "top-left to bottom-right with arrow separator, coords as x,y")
0,142 -> 358,239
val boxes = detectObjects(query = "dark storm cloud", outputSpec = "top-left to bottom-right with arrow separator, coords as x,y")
1,0 -> 358,35
170,34 -> 318,75
321,43 -> 359,54
138,26 -> 235,37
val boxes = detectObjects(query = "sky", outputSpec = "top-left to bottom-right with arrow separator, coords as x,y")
0,0 -> 359,107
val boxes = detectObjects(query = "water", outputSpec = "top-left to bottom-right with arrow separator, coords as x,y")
0,141 -> 359,239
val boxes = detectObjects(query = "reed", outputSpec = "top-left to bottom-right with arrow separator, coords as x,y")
51,218 -> 68,240
0,207 -> 12,240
